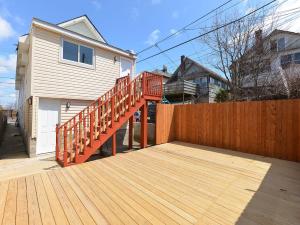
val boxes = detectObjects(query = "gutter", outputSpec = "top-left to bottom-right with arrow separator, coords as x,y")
31,18 -> 137,59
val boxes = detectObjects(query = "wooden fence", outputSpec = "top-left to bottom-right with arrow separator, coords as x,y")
156,99 -> 300,162
0,110 -> 7,144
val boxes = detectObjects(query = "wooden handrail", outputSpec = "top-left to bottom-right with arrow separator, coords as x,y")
56,71 -> 163,166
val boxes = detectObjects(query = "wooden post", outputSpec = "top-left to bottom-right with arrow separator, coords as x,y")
98,99 -> 101,140
140,102 -> 148,148
79,112 -> 82,154
112,132 -> 116,156
128,116 -> 133,150
63,124 -> 68,167
74,117 -> 78,163
90,112 -> 94,147
55,124 -> 59,161
111,95 -> 115,128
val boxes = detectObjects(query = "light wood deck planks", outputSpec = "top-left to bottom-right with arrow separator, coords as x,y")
0,142 -> 300,225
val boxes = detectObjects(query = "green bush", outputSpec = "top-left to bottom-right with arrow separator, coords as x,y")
215,89 -> 229,103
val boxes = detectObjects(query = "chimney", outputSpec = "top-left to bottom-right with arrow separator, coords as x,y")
255,29 -> 263,53
180,55 -> 186,73
162,65 -> 168,73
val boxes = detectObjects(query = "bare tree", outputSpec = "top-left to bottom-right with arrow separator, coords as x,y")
201,8 -> 279,100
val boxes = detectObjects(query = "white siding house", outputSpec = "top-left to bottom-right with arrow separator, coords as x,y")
15,15 -> 136,157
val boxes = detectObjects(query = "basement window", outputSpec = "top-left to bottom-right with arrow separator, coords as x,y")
62,39 -> 94,67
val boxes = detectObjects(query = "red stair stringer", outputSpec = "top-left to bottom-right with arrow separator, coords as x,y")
77,98 -> 146,164
56,72 -> 162,167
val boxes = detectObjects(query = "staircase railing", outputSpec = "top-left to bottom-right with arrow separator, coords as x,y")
56,72 -> 162,166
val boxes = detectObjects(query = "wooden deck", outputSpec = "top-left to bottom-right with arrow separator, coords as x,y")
0,142 -> 299,225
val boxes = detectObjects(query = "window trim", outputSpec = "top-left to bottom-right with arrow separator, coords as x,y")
277,37 -> 285,51
60,38 -> 95,69
119,56 -> 134,78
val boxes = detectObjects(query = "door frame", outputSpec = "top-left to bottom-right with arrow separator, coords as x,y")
36,98 -> 61,155
120,56 -> 134,78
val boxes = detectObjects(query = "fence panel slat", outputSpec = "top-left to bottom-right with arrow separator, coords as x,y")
156,99 -> 300,162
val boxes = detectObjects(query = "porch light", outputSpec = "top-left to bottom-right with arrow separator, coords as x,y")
66,101 -> 71,109
113,56 -> 117,64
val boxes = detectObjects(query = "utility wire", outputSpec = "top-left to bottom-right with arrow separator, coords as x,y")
137,0 -> 236,55
137,0 -> 277,64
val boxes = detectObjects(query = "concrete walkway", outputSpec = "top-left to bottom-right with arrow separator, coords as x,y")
0,118 -> 26,156
0,118 -> 59,181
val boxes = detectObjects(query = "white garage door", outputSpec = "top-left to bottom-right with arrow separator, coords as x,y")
37,98 -> 60,154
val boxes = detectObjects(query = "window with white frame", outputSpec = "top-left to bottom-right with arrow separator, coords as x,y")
62,40 -> 94,66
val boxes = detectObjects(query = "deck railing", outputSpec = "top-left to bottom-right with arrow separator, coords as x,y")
56,72 -> 163,166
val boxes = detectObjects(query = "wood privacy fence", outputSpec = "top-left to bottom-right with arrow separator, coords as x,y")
156,99 -> 300,162
0,111 -> 7,144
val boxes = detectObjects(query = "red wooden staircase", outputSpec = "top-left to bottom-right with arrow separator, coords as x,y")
56,72 -> 163,167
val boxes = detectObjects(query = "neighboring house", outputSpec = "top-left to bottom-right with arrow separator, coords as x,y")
15,15 -> 136,157
164,56 -> 228,103
238,29 -> 300,88
152,65 -> 172,84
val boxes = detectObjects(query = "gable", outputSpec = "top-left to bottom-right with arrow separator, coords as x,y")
58,16 -> 106,43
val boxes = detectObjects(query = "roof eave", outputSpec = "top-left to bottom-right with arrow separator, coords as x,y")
31,18 -> 136,59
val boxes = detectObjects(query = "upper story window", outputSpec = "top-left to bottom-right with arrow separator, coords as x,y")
270,37 -> 286,52
62,40 -> 94,67
277,38 -> 285,51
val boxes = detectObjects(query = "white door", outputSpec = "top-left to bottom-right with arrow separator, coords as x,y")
120,57 -> 133,78
37,99 -> 60,154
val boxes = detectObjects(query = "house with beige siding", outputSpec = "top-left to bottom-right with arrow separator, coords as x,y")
15,15 -> 136,157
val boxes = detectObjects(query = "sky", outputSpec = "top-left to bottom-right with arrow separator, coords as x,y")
0,0 -> 299,107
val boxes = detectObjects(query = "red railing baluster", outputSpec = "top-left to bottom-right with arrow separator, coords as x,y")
111,94 -> 115,128
83,111 -> 87,151
74,117 -> 78,163
79,112 -> 82,155
56,124 -> 59,161
63,124 -> 67,167
98,99 -> 101,140
56,72 -> 163,166
90,111 -> 94,147
128,81 -> 131,111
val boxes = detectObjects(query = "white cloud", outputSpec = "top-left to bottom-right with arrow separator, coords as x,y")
91,0 -> 101,10
0,54 -> 16,74
170,29 -> 177,34
0,16 -> 15,40
171,10 -> 179,19
151,0 -> 161,5
145,29 -> 160,45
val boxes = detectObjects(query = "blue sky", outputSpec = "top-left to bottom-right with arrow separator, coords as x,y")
0,0 -> 298,107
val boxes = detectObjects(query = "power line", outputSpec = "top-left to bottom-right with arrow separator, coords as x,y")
0,77 -> 15,79
137,0 -> 237,55
137,0 -> 277,64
